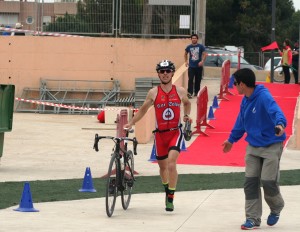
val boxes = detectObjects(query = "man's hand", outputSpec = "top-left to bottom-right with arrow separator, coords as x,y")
275,124 -> 285,136
123,123 -> 133,130
198,61 -> 204,67
183,114 -> 192,123
222,140 -> 233,153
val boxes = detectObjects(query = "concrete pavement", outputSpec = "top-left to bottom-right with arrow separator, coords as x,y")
1,187 -> 300,232
0,77 -> 299,231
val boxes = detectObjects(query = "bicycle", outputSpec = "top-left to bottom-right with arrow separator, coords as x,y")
272,65 -> 295,83
93,129 -> 138,217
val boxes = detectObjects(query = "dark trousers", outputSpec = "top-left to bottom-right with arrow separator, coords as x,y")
282,65 -> 291,84
188,67 -> 203,96
292,62 -> 298,84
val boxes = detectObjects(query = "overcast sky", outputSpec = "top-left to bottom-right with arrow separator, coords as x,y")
293,0 -> 300,11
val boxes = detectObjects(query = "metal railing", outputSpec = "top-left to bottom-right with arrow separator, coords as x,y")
0,0 -> 200,37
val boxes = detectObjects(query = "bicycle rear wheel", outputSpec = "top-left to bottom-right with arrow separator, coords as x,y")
121,150 -> 134,210
105,153 -> 118,217
273,66 -> 284,83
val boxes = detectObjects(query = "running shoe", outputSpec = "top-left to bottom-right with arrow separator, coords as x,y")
241,219 -> 260,230
165,201 -> 174,212
267,213 -> 280,226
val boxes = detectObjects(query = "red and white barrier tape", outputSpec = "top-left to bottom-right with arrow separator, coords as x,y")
0,27 -> 85,38
206,53 -> 236,56
15,97 -> 137,112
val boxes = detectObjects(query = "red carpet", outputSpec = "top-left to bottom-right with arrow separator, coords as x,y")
177,83 -> 300,167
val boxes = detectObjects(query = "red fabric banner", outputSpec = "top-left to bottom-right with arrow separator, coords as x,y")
261,41 -> 279,51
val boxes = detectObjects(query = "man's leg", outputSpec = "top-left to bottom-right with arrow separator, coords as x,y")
158,159 -> 169,184
158,150 -> 179,211
261,143 -> 284,225
167,149 -> 180,189
194,67 -> 203,96
166,150 -> 180,211
283,66 -> 291,83
292,66 -> 298,84
187,68 -> 195,96
157,159 -> 169,205
244,147 -> 263,226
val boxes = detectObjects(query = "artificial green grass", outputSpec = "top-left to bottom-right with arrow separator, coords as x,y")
1,169 -> 300,210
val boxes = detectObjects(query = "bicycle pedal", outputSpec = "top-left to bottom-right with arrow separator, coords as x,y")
108,178 -> 116,194
127,179 -> 134,187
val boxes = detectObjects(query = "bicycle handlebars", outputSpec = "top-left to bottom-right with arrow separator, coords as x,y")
93,132 -> 138,155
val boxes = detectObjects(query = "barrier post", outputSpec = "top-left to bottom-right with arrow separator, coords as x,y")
192,86 -> 215,136
219,60 -> 234,101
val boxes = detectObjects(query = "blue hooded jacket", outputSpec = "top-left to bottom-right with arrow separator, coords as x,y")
228,84 -> 286,147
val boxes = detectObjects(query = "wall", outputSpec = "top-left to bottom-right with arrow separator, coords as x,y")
0,37 -> 189,97
0,36 -> 299,147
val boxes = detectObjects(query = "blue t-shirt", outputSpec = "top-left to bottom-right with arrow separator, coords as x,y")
185,44 -> 206,68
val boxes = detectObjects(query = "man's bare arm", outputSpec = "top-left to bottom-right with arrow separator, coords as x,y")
184,51 -> 188,67
124,89 -> 155,129
177,86 -> 191,120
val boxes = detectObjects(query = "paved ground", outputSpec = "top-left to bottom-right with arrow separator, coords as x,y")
0,78 -> 299,231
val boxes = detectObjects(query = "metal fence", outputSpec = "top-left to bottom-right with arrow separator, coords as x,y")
244,52 -> 281,69
0,0 -> 198,37
119,0 -> 193,37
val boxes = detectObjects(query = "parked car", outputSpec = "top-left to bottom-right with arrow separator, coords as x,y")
1,31 -> 26,36
204,47 -> 263,71
264,56 -> 293,78
263,57 -> 282,71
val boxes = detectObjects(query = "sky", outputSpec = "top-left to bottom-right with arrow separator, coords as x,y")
293,0 -> 300,11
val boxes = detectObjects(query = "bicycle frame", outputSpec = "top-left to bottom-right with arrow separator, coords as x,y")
93,131 -> 138,217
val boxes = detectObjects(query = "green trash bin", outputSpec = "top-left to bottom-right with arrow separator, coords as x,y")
0,84 -> 15,160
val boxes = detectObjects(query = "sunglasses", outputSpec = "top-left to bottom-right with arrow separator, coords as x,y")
234,81 -> 240,86
158,69 -> 172,74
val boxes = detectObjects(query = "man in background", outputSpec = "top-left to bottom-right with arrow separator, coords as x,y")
184,34 -> 206,98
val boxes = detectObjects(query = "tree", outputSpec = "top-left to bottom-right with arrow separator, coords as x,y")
45,0 -> 113,34
206,0 -> 297,51
141,0 -> 153,36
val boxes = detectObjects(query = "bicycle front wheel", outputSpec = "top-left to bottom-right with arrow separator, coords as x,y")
105,153 -> 118,217
273,66 -> 284,83
121,150 -> 134,210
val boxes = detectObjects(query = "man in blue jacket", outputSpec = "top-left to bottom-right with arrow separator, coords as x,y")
222,68 -> 286,230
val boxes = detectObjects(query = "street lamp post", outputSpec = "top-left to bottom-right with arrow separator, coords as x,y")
270,0 -> 276,83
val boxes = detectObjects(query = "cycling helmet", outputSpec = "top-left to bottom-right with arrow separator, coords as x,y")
156,60 -> 175,72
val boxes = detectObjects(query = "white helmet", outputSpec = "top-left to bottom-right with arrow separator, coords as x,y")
156,60 -> 175,72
